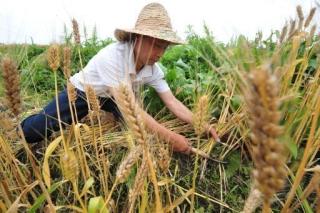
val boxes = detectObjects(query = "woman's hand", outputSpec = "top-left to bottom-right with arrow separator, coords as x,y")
207,126 -> 221,143
171,133 -> 192,154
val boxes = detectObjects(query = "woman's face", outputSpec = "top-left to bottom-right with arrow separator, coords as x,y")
134,35 -> 170,65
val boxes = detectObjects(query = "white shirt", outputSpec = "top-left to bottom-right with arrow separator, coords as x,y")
70,42 -> 170,97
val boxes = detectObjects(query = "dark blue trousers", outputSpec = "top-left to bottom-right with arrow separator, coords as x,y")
21,88 -> 121,143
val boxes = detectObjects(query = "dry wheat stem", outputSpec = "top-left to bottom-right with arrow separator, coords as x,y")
115,84 -> 147,146
304,7 -> 316,28
282,90 -> 320,211
60,150 -> 85,209
279,24 -> 288,44
115,84 -> 162,211
67,82 -> 77,104
193,95 -> 210,136
296,5 -> 304,31
111,84 -> 162,212
288,19 -> 297,38
85,85 -> 108,192
191,94 -> 210,213
116,146 -> 142,183
128,160 -> 148,213
17,125 -> 56,211
47,44 -> 60,72
72,18 -> 81,44
292,169 -> 320,210
1,57 -> 21,116
63,46 -> 72,79
54,70 -> 68,151
47,44 -> 68,151
60,150 -> 79,183
242,185 -> 263,213
84,85 -> 110,193
244,66 -> 287,212
69,104 -> 92,183
85,85 -> 100,114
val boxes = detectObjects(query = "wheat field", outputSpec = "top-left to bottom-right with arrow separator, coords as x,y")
0,5 -> 320,213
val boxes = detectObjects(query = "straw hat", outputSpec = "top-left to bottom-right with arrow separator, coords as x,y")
114,3 -> 184,45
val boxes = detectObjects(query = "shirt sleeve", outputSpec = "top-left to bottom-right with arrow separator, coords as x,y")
146,63 -> 170,93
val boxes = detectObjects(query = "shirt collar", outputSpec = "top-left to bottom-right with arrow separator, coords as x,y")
127,42 -> 153,78
139,65 -> 153,78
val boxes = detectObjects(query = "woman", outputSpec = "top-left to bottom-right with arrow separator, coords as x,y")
21,3 -> 219,154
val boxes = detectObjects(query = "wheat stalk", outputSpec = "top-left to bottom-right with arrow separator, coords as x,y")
85,85 -> 112,194
282,89 -> 320,211
288,19 -> 297,38
115,84 -> 147,145
279,24 -> 288,44
307,24 -> 317,46
85,85 -> 100,114
116,146 -> 142,183
60,149 -> 86,209
304,7 -> 316,28
242,184 -> 263,213
128,160 -> 148,213
0,112 -> 15,131
47,44 -> 69,151
115,83 -> 162,212
244,66 -> 287,212
191,94 -> 211,212
157,145 -> 171,172
67,81 -> 77,104
296,5 -> 304,31
193,95 -> 210,136
1,57 -> 21,116
292,166 -> 320,210
63,46 -> 72,79
0,112 -> 18,141
72,18 -> 81,44
60,150 -> 79,183
47,44 -> 60,72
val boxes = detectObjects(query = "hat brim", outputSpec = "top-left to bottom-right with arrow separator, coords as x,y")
114,28 -> 185,45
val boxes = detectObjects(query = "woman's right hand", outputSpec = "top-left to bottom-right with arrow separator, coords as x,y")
170,133 -> 192,154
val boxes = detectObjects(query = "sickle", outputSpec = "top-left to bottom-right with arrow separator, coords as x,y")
190,147 -> 226,164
